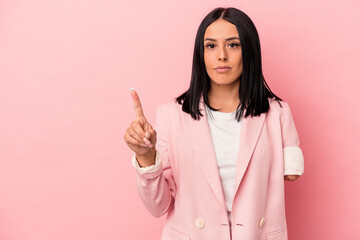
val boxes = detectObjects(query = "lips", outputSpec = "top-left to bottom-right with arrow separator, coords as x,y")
215,66 -> 231,73
215,66 -> 231,69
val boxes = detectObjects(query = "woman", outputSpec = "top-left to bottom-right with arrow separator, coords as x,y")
124,7 -> 304,240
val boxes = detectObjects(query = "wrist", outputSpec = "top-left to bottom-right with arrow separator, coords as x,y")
136,147 -> 156,167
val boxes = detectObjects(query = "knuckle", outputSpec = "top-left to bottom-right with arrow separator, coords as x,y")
129,130 -> 136,138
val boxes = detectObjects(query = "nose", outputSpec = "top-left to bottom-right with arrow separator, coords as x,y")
218,46 -> 228,61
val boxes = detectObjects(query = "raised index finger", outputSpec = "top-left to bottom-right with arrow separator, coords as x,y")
130,88 -> 145,120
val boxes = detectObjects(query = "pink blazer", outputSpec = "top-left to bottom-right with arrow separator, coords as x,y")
134,96 -> 304,240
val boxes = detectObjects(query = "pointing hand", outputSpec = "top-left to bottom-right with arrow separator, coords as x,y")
124,88 -> 157,165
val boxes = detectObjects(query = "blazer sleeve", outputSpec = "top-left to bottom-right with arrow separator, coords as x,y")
133,104 -> 176,218
280,102 -> 305,176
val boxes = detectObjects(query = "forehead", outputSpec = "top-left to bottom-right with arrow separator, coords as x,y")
204,19 -> 239,39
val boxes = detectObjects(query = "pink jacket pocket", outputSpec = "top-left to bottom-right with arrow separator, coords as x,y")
266,226 -> 287,240
162,225 -> 191,240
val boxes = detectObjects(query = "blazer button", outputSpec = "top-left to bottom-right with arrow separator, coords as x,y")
195,218 -> 205,229
259,217 -> 265,228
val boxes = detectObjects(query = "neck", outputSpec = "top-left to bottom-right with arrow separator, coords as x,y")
208,80 -> 240,112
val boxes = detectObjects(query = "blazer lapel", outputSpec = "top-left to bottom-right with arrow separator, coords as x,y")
181,95 -> 266,210
233,104 -> 266,199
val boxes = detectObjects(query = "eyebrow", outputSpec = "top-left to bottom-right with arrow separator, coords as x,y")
204,37 -> 240,41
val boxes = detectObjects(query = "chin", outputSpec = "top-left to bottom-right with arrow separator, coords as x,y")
211,80 -> 238,86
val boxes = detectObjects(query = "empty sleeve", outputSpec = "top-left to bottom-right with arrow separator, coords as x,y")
280,102 -> 305,176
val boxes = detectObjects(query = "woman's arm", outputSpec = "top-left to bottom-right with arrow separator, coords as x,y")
132,105 -> 176,217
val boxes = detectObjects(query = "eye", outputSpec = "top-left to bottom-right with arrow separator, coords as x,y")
204,42 -> 240,49
205,43 -> 215,49
229,42 -> 240,48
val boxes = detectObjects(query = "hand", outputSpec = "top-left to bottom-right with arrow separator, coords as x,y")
124,88 -> 157,158
284,175 -> 300,181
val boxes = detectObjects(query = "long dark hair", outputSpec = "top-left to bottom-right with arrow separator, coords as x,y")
174,7 -> 283,121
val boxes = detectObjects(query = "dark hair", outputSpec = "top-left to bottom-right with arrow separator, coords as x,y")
173,7 -> 283,121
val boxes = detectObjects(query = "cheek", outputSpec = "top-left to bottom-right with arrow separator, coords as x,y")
204,51 -> 211,61
236,57 -> 243,71
203,53 -> 208,65
232,60 -> 243,77
204,54 -> 214,70
237,53 -> 243,65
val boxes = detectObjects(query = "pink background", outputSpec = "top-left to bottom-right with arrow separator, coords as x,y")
1,0 -> 359,239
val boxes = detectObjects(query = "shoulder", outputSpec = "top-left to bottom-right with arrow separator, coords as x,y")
154,99 -> 182,133
155,99 -> 183,120
156,98 -> 182,113
267,97 -> 291,120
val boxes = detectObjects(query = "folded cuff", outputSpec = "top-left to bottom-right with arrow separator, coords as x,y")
283,146 -> 304,176
131,150 -> 162,175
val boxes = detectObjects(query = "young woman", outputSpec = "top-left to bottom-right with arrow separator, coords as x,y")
124,7 -> 304,240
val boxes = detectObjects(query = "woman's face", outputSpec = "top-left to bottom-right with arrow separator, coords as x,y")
203,19 -> 243,87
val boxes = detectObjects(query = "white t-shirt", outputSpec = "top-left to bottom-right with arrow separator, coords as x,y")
205,104 -> 240,225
